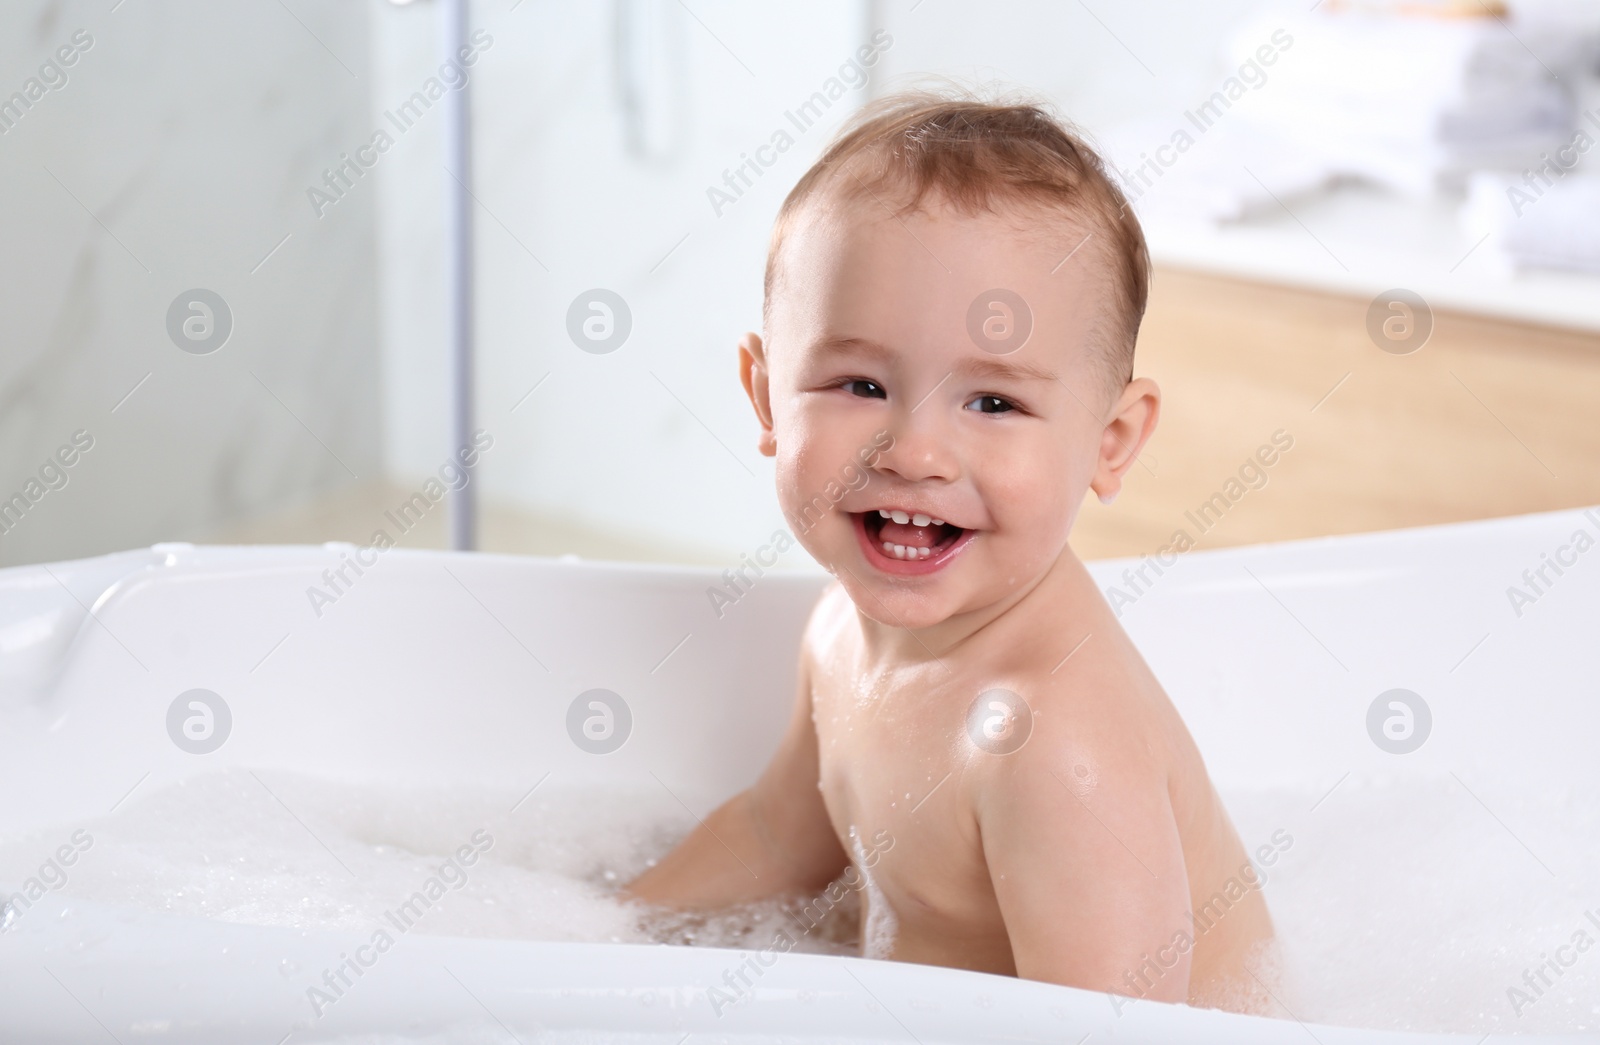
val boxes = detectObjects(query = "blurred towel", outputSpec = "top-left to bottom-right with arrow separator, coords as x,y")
1224,6 -> 1594,196
1097,116 -> 1334,224
1103,3 -> 1600,225
1462,171 -> 1600,272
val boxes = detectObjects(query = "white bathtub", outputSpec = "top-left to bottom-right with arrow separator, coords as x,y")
2,507 -> 1597,1043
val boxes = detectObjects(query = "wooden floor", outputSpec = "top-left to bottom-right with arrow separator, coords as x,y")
1068,265 -> 1600,561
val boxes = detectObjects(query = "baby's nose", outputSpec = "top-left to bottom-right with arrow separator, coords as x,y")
873,418 -> 960,484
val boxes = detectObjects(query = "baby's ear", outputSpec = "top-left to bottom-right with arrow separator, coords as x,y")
739,332 -> 777,457
1090,376 -> 1160,502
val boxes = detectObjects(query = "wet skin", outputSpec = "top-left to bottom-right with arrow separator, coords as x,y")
626,190 -> 1273,1009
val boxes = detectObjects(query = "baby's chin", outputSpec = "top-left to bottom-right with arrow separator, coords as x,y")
852,593 -> 965,631
839,570 -> 1032,635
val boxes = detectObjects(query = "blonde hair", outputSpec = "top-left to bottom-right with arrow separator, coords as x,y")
763,87 -> 1150,392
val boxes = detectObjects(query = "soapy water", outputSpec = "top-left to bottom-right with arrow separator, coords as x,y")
0,770 -> 857,955
2,769 -> 1597,1035
1226,777 -> 1600,1035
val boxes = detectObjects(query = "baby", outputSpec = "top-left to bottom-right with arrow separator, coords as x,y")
625,90 -> 1273,1011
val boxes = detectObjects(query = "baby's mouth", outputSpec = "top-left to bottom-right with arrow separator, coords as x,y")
859,508 -> 965,561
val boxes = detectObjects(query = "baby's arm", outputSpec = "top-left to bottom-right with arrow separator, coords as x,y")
622,651 -> 848,908
978,715 -> 1191,1000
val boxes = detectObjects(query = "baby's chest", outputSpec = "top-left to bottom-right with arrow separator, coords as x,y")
809,672 -> 950,808
809,676 -> 995,915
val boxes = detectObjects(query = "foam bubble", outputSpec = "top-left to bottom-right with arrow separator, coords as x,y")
2,769 -> 1595,1033
1226,775 -> 1600,1034
0,769 -> 857,954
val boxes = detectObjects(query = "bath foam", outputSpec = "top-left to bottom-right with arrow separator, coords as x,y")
2,769 -> 1597,1034
0,769 -> 858,956
848,823 -> 898,960
1225,776 -> 1600,1035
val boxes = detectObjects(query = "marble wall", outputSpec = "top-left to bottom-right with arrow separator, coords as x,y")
371,0 -> 866,564
0,0 -> 380,568
366,0 -> 1258,565
0,0 -> 1284,570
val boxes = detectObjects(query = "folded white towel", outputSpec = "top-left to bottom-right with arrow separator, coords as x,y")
1102,4 -> 1600,224
1462,170 -> 1600,272
1098,117 -> 1333,224
1224,6 -> 1598,194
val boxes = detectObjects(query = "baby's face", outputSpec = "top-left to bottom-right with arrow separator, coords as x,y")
747,194 -> 1151,630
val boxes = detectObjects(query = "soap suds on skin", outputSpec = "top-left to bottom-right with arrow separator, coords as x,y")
849,823 -> 898,959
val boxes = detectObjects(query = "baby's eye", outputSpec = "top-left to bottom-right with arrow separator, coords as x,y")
966,394 -> 1015,414
842,379 -> 886,399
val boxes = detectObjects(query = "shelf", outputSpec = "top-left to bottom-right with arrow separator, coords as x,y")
1140,181 -> 1600,335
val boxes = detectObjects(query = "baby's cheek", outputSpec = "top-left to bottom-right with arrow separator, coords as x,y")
774,455 -> 814,512
774,476 -> 806,529
993,449 -> 1074,519
991,481 -> 1077,567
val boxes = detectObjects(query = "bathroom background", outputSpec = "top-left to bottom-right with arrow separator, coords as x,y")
2,0 -> 1599,572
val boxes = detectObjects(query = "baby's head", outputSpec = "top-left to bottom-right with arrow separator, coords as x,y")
739,88 -> 1160,629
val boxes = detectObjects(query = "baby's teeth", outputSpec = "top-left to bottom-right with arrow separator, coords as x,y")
931,518 -> 945,527
878,509 -> 891,518
879,539 -> 932,561
911,513 -> 931,527
889,510 -> 910,524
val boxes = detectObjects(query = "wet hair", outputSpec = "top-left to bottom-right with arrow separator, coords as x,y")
762,86 -> 1150,394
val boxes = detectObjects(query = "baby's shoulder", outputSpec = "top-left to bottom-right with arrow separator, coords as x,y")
993,632 -> 1171,781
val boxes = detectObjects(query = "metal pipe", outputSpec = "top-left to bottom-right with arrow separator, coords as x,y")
440,0 -> 476,550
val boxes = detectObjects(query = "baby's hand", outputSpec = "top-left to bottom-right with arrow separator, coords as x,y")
622,653 -> 848,909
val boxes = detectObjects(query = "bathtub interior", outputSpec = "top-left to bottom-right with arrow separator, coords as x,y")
1,506 -> 1597,1043
2,542 -> 826,836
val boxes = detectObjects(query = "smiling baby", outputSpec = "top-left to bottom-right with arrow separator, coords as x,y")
625,89 -> 1274,1012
